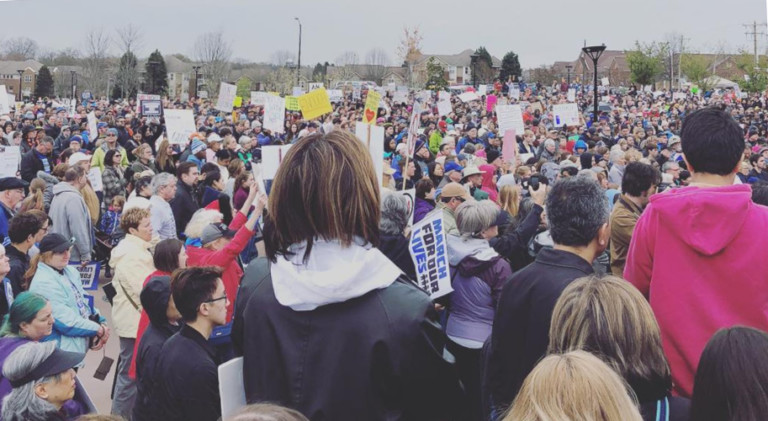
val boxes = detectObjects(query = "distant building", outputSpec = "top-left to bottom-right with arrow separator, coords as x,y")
0,60 -> 43,99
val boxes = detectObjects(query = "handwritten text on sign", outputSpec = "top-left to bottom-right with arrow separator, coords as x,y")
409,212 -> 452,299
297,88 -> 333,120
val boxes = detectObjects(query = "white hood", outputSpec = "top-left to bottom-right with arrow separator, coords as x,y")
271,237 -> 402,311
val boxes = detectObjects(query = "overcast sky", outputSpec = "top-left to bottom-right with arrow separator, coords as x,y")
1,0 -> 766,68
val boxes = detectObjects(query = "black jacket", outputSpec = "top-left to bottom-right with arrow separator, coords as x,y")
232,258 -> 462,421
378,232 -> 417,280
486,248 -> 594,413
151,324 -> 220,421
2,245 -> 28,314
169,180 -> 199,237
20,149 -> 50,182
133,276 -> 181,421
490,204 -> 544,271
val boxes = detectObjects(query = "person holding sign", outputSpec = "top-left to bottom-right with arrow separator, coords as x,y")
232,131 -> 460,421
446,200 -> 513,421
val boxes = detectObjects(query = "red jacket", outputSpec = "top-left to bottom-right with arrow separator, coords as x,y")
186,211 -> 253,322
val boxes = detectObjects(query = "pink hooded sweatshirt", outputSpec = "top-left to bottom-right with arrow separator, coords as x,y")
624,184 -> 768,397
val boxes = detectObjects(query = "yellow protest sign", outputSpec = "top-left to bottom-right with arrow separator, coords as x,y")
232,111 -> 238,122
363,90 -> 381,125
285,96 -> 300,111
233,96 -> 243,107
297,88 -> 333,120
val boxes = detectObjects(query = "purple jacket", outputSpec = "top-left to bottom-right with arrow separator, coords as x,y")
0,337 -> 29,412
413,198 -> 435,225
446,236 -> 513,344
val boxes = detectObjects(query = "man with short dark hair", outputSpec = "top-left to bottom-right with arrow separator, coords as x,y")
625,107 -> 768,397
610,162 -> 660,275
152,266 -> 226,421
170,162 -> 200,238
2,211 -> 46,315
487,177 -> 610,411
20,136 -> 53,182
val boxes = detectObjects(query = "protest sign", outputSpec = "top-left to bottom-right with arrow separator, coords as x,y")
135,94 -> 161,114
140,99 -> 162,118
486,94 -> 497,112
553,103 -> 580,127
530,101 -> 544,113
418,90 -> 431,102
496,104 -> 525,135
292,87 -> 305,97
87,111 -> 98,140
308,82 -> 324,91
164,109 -> 196,145
362,90 -> 381,125
458,92 -> 480,103
216,83 -> 237,113
68,261 -> 101,290
327,89 -> 343,103
406,102 -> 422,156
409,212 -> 452,299
567,88 -> 576,102
263,95 -> 286,134
673,92 -> 686,100
501,129 -> 517,163
352,87 -> 361,100
285,96 -> 300,111
393,91 -> 408,104
437,98 -> 452,117
250,91 -> 268,106
355,122 -> 384,188
0,146 -> 19,178
478,85 -> 487,96
219,357 -> 246,421
233,96 -> 243,107
0,86 -> 11,116
68,99 -> 77,118
261,144 -> 293,180
601,77 -> 610,86
297,88 -> 333,120
398,188 -> 415,226
509,85 -> 520,100
439,91 -> 451,100
87,167 -> 103,192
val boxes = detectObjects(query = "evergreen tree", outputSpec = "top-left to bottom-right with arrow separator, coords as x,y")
425,57 -> 448,90
500,51 -> 522,82
474,46 -> 495,84
144,50 -> 168,95
34,65 -> 54,98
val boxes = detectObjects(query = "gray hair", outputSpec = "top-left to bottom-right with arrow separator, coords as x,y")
455,200 -> 499,239
661,161 -> 679,173
151,172 -> 177,195
609,148 -> 624,164
239,136 -> 253,146
547,177 -> 609,247
577,169 -> 598,180
1,341 -> 61,421
380,193 -> 409,235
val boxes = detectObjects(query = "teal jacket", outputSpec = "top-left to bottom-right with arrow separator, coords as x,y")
28,263 -> 104,356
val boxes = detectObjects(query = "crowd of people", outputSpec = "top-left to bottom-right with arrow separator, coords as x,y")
0,78 -> 763,421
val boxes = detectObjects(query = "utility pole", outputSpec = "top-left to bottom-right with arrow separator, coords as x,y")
744,21 -> 767,66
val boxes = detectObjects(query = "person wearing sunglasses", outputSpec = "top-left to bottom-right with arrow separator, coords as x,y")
427,182 -> 471,237
147,266 -> 227,421
90,128 -> 129,173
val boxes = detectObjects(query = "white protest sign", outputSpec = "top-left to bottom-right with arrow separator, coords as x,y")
496,104 -> 525,135
567,88 -> 576,102
216,82 -> 237,113
601,77 -> 610,86
0,86 -> 11,116
393,91 -> 408,104
437,98 -> 452,117
292,87 -> 305,97
355,122 -> 385,188
218,357 -> 246,420
509,85 -> 520,100
87,112 -> 98,140
308,82 -> 324,91
406,102 -> 422,156
263,95 -> 286,134
87,167 -> 103,192
553,103 -> 580,127
68,261 -> 101,290
261,144 -> 293,180
250,91 -> 268,106
164,109 -> 196,145
478,85 -> 487,96
673,92 -> 686,100
409,211 -> 452,299
439,91 -> 451,100
352,87 -> 361,100
458,92 -> 480,103
0,146 -> 20,178
69,99 -> 77,118
418,90 -> 432,103
328,90 -> 343,103
135,94 -> 161,114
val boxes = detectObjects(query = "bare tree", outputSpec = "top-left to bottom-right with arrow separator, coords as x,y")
194,31 -> 232,96
270,50 -> 296,66
115,24 -> 143,55
113,24 -> 143,98
396,26 -> 423,87
335,51 -> 359,66
2,37 -> 38,60
364,48 -> 390,84
82,28 -> 111,97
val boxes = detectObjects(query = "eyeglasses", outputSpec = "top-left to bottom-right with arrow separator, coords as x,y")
452,197 -> 466,203
204,295 -> 228,304
106,134 -> 116,137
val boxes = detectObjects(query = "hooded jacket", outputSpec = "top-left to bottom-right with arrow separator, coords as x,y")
232,242 -> 462,421
133,275 -> 181,421
36,171 -> 58,213
49,182 -> 92,261
479,164 -> 498,202
170,180 -> 200,238
110,234 -> 156,338
624,184 -> 768,397
446,236 -> 512,345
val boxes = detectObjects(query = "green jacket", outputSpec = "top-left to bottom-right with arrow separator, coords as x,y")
429,130 -> 444,155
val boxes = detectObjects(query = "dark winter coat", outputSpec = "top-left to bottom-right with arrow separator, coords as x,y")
169,180 -> 199,237
378,232 -> 417,280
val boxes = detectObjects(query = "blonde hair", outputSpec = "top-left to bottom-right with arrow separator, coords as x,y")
498,185 -> 520,217
184,209 -> 223,239
504,351 -> 643,421
548,275 -> 672,402
120,207 -> 151,233
155,139 -> 172,170
111,195 -> 126,209
134,143 -> 152,157
19,178 -> 46,212
23,251 -> 55,290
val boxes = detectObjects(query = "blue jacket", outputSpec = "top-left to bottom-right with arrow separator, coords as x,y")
28,263 -> 104,356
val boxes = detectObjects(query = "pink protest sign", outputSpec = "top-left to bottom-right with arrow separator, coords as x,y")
502,129 -> 517,162
486,95 -> 498,112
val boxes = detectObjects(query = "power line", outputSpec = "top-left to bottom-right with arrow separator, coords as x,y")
743,21 -> 767,66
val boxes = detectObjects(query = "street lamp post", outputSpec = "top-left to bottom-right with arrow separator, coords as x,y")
581,44 -> 606,123
565,65 -> 573,87
71,70 -> 77,100
16,70 -> 24,101
470,53 -> 479,89
192,65 -> 201,99
294,17 -> 302,87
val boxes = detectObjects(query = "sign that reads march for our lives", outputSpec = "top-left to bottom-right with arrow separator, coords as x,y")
409,212 -> 452,299
68,261 -> 101,291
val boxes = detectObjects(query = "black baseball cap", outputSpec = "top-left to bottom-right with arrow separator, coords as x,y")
9,346 -> 84,388
39,233 -> 74,254
0,177 -> 28,192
